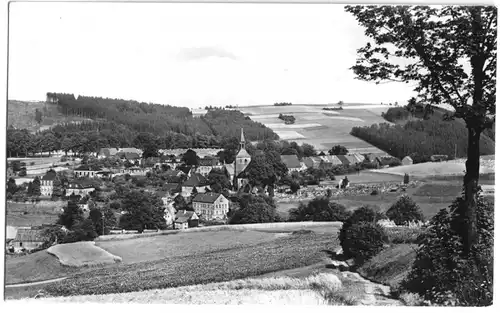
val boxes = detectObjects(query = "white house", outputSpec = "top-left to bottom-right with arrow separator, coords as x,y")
192,192 -> 230,220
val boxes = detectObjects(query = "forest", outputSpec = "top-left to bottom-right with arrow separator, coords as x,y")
351,107 -> 495,163
6,94 -> 279,157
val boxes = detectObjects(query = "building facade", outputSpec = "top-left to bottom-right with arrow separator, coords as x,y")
192,193 -> 229,220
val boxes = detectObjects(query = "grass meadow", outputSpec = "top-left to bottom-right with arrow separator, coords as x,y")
7,202 -> 63,227
47,242 -> 122,267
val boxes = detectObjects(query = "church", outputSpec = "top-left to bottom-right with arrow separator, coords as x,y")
225,128 -> 252,191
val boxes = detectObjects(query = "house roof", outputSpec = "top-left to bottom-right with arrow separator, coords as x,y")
183,173 -> 209,187
403,156 -> 413,161
351,153 -> 366,163
192,192 -> 223,204
320,155 -> 343,165
336,155 -> 351,165
120,148 -> 142,154
199,157 -> 218,166
178,165 -> 194,175
75,165 -> 102,171
280,155 -> 301,169
345,155 -> 359,164
13,229 -> 48,242
164,183 -> 182,193
224,163 -> 235,175
68,180 -> 94,189
99,148 -> 119,157
236,147 -> 251,158
41,170 -> 57,181
117,151 -> 141,160
6,226 -> 18,240
175,211 -> 198,223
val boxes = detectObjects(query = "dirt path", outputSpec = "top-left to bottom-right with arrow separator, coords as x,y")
340,271 -> 402,306
5,277 -> 67,288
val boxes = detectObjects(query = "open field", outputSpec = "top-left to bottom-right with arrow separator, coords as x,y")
240,104 -> 392,152
372,156 -> 495,177
25,232 -> 339,298
7,202 -> 63,227
96,230 -> 290,264
13,272 -> 346,305
277,178 -> 491,220
47,242 -> 122,267
5,251 -> 86,285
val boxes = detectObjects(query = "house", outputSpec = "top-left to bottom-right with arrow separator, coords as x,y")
196,156 -> 223,176
336,155 -> 351,166
303,156 -> 322,169
119,147 -> 143,156
41,170 -> 57,197
280,155 -> 302,172
182,173 -> 210,196
174,210 -> 199,229
402,156 -> 414,166
121,166 -> 148,176
192,193 -> 230,220
178,165 -> 195,177
116,151 -> 142,165
74,165 -> 101,178
65,180 -> 95,197
11,228 -> 48,252
98,148 -> 119,158
95,168 -> 114,179
351,153 -> 366,163
319,155 -> 343,169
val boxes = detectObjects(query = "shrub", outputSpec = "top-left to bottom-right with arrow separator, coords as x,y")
386,195 -> 424,226
370,189 -> 379,196
343,205 -> 386,227
385,227 -> 423,244
338,222 -> 386,264
403,173 -> 410,184
288,198 -> 351,222
401,195 -> 493,306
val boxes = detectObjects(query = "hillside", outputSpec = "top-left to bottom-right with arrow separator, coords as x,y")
351,107 -> 495,162
7,95 -> 279,156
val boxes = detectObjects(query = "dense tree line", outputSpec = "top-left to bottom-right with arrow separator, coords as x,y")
273,102 -> 292,106
278,114 -> 296,124
7,95 -> 280,157
351,111 -> 495,163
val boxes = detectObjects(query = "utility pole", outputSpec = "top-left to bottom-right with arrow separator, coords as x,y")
455,143 -> 457,159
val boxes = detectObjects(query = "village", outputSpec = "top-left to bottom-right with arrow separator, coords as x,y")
5,127 -> 419,253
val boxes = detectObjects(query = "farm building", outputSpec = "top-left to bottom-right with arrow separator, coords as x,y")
402,156 -> 414,166
350,153 -> 366,163
41,170 -> 57,197
11,228 -> 48,252
174,210 -> 199,229
319,155 -> 343,167
280,155 -> 302,172
192,192 -> 229,220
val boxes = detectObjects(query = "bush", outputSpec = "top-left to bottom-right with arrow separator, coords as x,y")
370,189 -> 379,196
401,195 -> 493,306
288,198 -> 351,222
338,222 -> 386,264
385,227 -> 423,244
343,205 -> 386,227
386,195 -> 424,226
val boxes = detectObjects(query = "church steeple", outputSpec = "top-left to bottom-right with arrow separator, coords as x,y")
240,128 -> 245,149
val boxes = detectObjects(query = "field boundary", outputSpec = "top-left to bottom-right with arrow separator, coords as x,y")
96,222 -> 343,241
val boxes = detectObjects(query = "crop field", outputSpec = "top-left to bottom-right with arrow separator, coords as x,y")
95,230 -> 290,264
28,232 -> 340,298
47,242 -> 122,267
240,104 -> 391,152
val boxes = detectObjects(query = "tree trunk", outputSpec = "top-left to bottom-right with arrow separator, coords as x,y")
461,126 -> 482,254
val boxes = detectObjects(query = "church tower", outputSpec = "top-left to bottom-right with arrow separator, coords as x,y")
234,128 -> 251,190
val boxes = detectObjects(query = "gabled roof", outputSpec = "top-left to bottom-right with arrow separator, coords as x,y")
13,229 -> 48,242
192,192 -> 224,204
74,165 -> 102,171
336,155 -> 351,165
175,211 -> 198,223
183,173 -> 209,187
41,170 -> 57,181
117,151 -> 141,160
165,169 -> 183,176
403,156 -> 413,161
68,180 -> 94,189
351,153 -> 366,163
344,155 -> 359,164
280,155 -> 301,169
164,183 -> 182,193
320,155 -> 343,165
224,163 -> 235,175
178,165 -> 193,175
120,148 -> 142,154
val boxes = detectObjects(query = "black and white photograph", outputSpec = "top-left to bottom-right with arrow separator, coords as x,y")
1,0 -> 496,306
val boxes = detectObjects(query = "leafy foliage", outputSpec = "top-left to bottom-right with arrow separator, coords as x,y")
339,222 -> 387,264
402,195 -> 493,306
228,202 -> 280,224
386,195 -> 425,225
118,190 -> 167,232
328,145 -> 348,155
288,197 -> 351,222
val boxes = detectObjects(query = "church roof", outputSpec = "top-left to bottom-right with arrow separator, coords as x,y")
236,148 -> 251,158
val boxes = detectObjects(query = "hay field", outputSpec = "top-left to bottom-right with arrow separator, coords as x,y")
241,104 -> 390,152
7,202 -> 63,227
95,230 -> 286,264
47,242 -> 122,267
18,273 -> 346,304
372,156 -> 496,177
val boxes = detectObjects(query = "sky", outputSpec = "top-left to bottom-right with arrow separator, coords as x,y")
8,2 -> 419,108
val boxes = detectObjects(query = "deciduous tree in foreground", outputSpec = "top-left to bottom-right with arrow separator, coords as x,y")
346,5 -> 496,253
